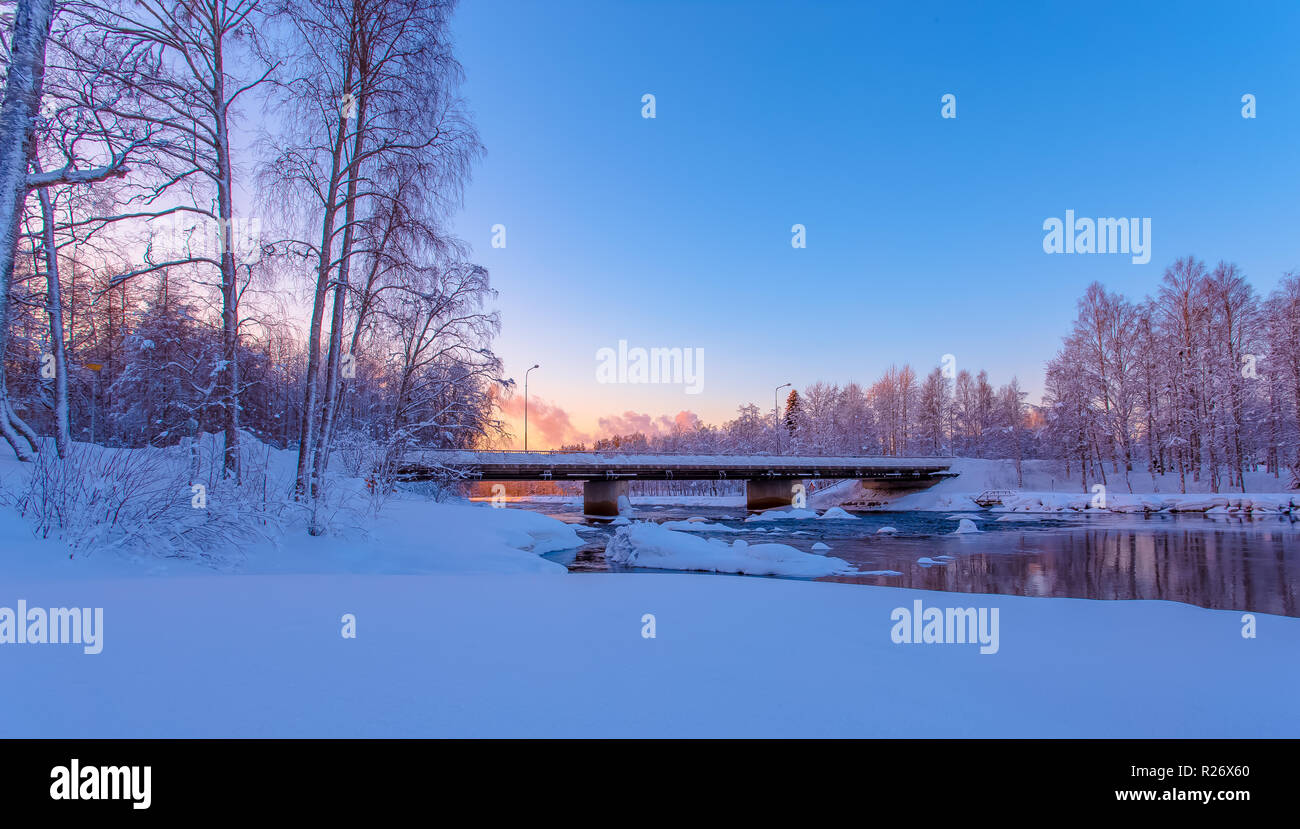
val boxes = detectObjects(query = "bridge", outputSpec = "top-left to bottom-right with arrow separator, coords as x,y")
396,451 -> 955,515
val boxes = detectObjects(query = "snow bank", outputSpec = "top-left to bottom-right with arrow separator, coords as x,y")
4,572 -> 1295,737
604,522 -> 855,577
744,508 -> 820,522
952,519 -> 982,534
991,492 -> 1300,515
833,458 -> 1300,512
0,481 -> 581,580
0,438 -> 585,577
660,519 -> 741,533
817,506 -> 860,520
807,478 -> 860,508
170,498 -> 581,577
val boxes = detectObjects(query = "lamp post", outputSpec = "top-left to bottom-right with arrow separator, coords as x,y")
774,382 -> 791,454
524,364 -> 539,452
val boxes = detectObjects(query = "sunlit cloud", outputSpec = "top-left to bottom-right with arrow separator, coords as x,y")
597,410 -> 701,437
494,391 -> 702,450
496,393 -> 590,449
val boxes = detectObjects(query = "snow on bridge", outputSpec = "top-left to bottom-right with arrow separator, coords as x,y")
397,451 -> 955,515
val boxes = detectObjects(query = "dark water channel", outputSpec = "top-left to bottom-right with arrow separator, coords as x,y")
518,500 -> 1300,616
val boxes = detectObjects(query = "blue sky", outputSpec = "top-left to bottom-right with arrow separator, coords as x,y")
447,0 -> 1300,446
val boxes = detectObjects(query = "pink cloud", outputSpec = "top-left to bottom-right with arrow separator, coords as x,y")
492,389 -> 703,449
497,393 -> 590,448
596,410 -> 701,438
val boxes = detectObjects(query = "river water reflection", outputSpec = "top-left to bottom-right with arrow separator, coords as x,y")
518,501 -> 1300,616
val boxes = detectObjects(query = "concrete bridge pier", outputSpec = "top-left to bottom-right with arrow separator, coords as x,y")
583,479 -> 629,517
746,477 -> 806,512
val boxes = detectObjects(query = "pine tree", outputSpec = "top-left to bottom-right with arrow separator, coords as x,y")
784,389 -> 802,436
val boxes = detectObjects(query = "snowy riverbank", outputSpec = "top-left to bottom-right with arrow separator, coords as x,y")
2,447 -> 1297,737
0,438 -> 587,578
2,571 -> 1296,737
823,458 -> 1300,514
605,521 -> 855,577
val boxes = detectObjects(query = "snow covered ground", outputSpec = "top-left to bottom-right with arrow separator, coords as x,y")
0,467 -> 579,579
1,446 -> 1297,737
825,458 -> 1300,514
3,570 -> 1296,737
605,521 -> 855,577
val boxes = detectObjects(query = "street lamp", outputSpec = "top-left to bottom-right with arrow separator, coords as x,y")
774,382 -> 791,454
524,364 -> 539,452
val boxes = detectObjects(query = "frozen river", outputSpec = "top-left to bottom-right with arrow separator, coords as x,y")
509,500 -> 1300,616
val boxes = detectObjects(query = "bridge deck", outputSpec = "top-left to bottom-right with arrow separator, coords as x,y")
397,451 -> 953,482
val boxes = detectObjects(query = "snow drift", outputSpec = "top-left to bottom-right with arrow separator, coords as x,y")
605,522 -> 855,577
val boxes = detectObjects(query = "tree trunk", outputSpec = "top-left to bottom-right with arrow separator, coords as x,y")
33,158 -> 69,456
212,31 -> 242,483
312,85 -> 368,528
0,0 -> 55,461
295,52 -> 356,502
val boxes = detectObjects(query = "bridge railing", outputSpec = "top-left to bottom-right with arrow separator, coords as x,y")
410,447 -> 956,460
973,489 -> 1016,505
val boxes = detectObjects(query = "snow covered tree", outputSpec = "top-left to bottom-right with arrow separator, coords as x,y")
916,365 -> 950,456
783,388 -> 801,438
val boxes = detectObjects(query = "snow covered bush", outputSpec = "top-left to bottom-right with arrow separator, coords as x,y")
1,438 -> 286,567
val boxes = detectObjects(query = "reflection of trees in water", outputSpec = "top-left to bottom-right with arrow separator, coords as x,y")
837,526 -> 1300,616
